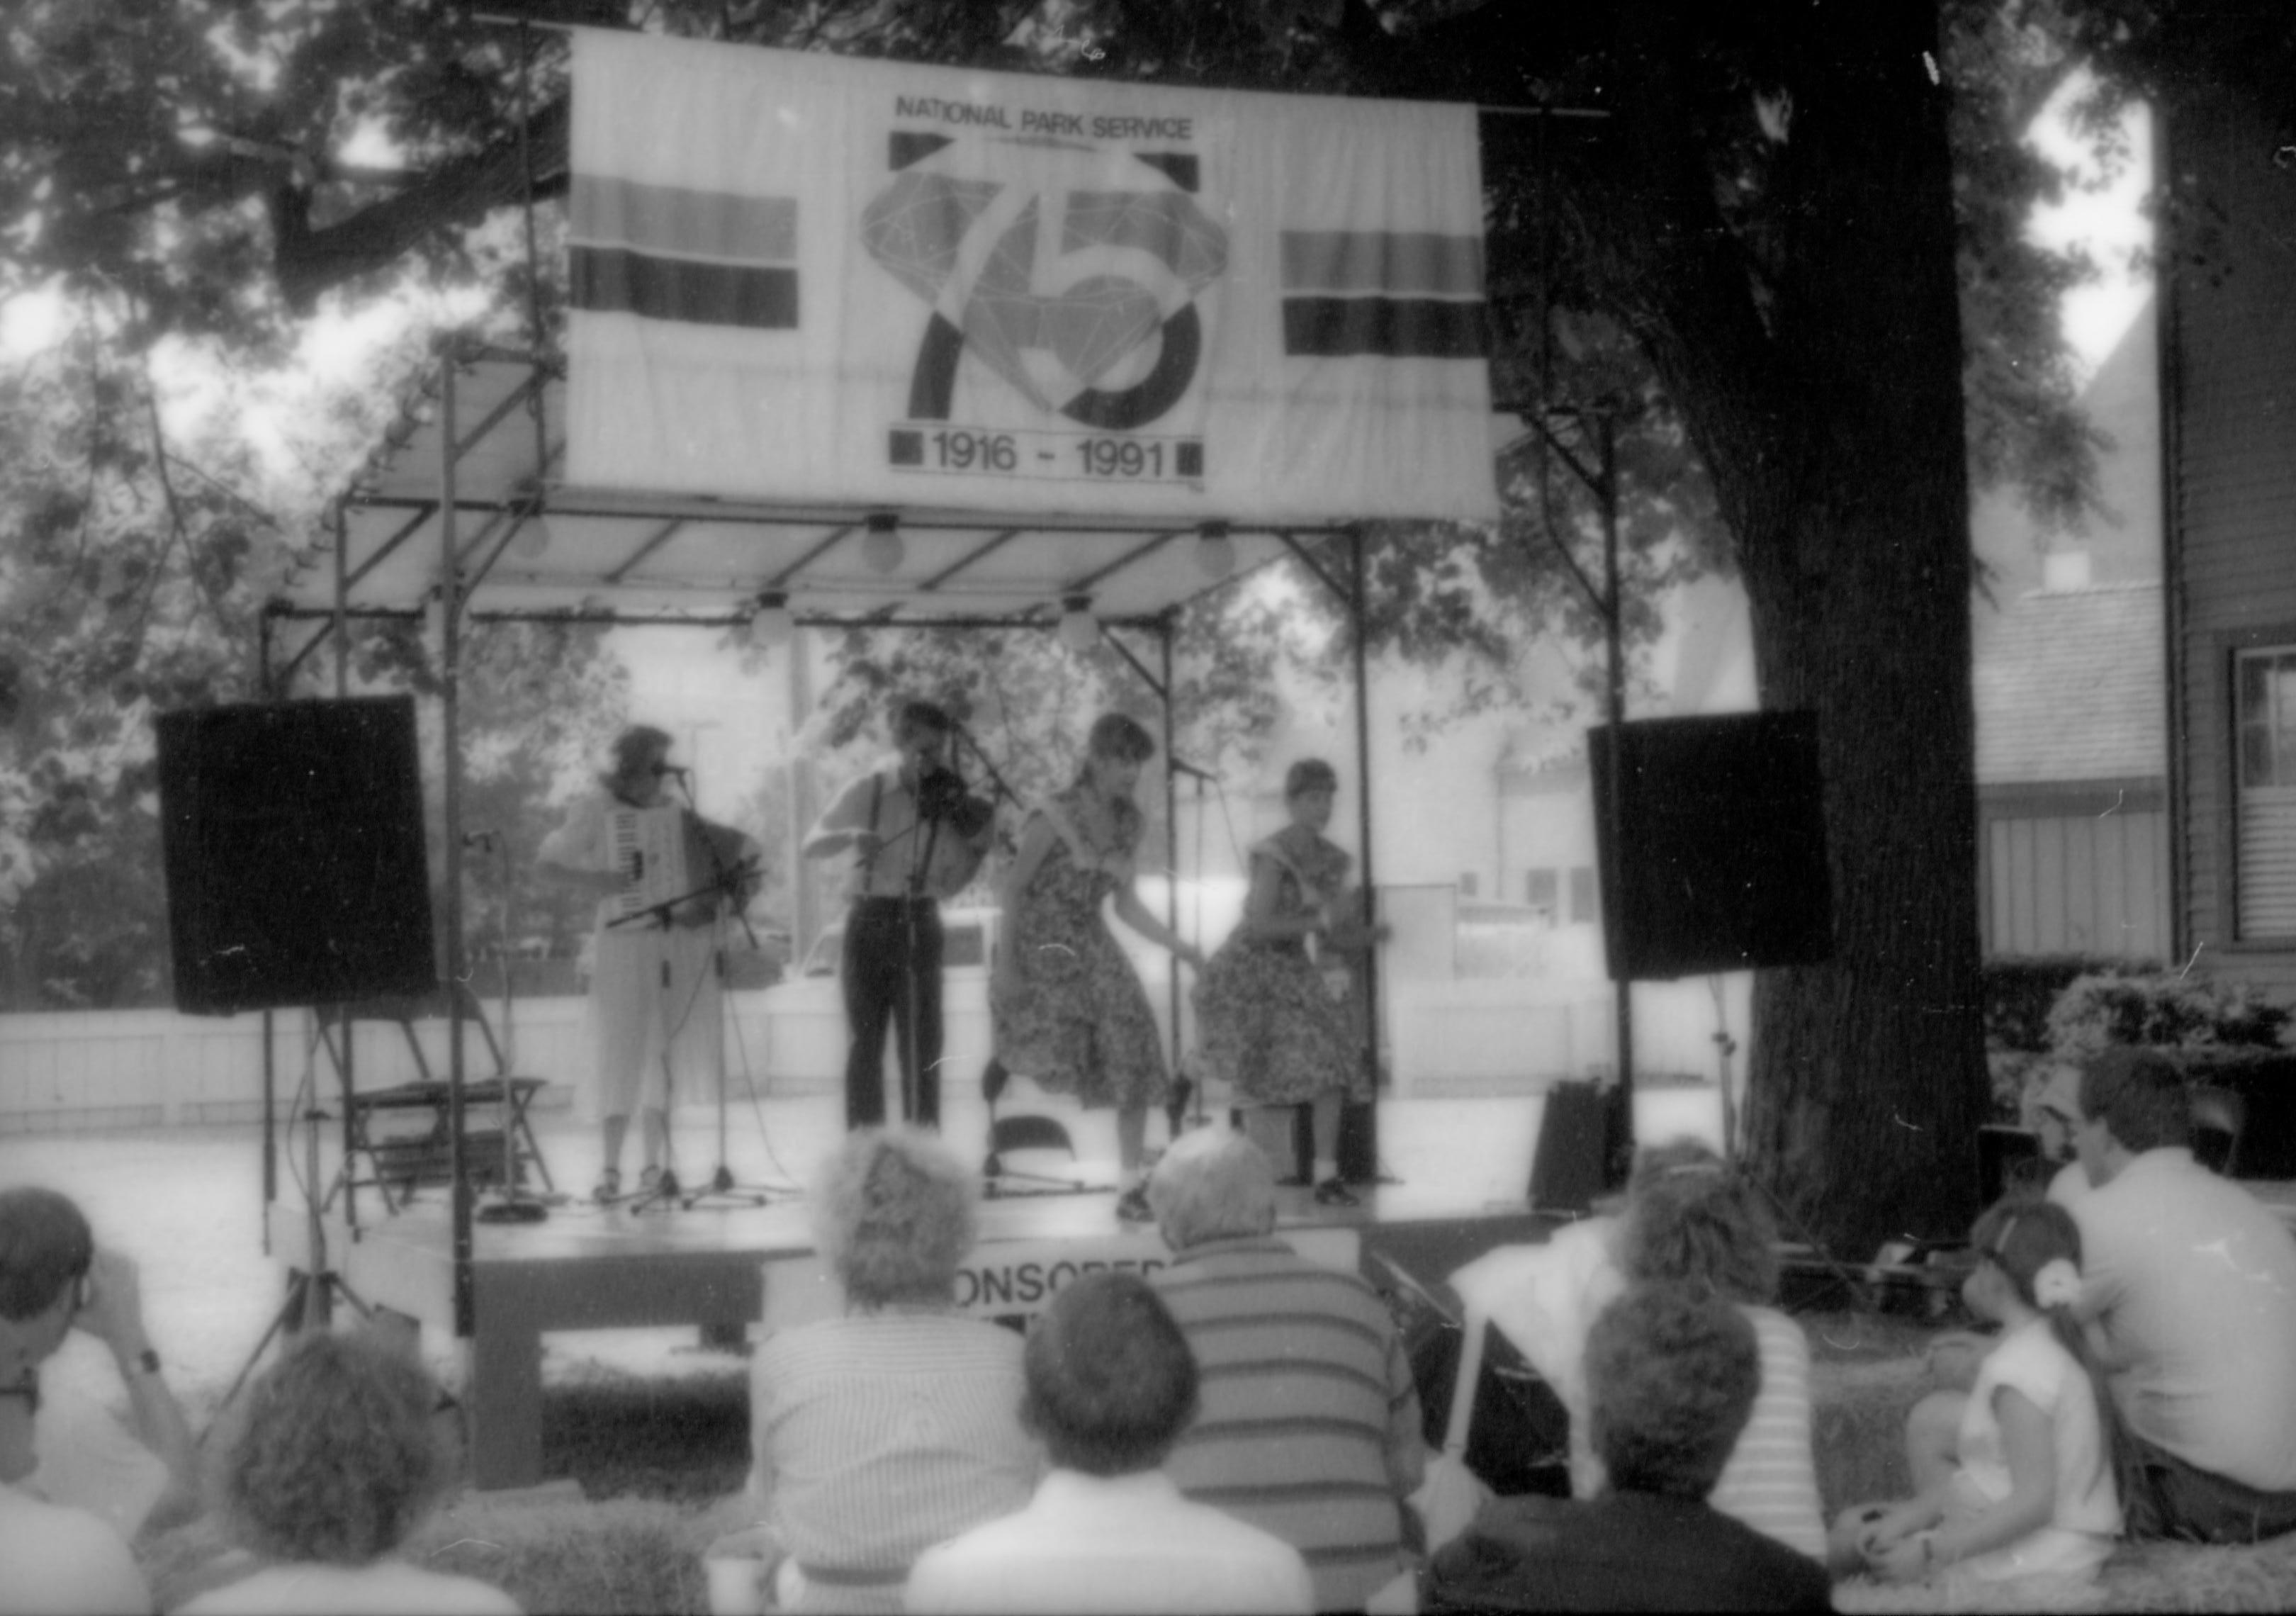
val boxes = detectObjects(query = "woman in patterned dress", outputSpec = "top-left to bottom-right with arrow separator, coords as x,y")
991,712 -> 1207,1223
1193,758 -> 1378,1206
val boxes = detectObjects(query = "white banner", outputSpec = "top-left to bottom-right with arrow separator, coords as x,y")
568,33 -> 1499,524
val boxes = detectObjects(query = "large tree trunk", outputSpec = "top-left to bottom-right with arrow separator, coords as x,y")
1606,0 -> 1988,1255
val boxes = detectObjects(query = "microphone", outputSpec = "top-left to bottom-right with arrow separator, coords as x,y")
1167,757 -> 1217,782
660,765 -> 690,780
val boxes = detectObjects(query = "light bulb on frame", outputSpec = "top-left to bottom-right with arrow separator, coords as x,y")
1195,521 -> 1235,579
749,592 -> 795,651
861,513 -> 904,573
1057,596 -> 1098,654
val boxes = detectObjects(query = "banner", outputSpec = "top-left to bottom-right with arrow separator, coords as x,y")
568,33 -> 1500,524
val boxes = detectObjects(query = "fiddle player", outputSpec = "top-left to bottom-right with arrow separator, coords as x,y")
541,725 -> 755,1201
802,698 -> 994,1130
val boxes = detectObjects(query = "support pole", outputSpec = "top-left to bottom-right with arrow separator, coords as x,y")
439,340 -> 475,1342
257,610 -> 277,1246
1345,525 -> 1381,1184
1159,615 -> 1184,1077
1597,414 -> 1634,1187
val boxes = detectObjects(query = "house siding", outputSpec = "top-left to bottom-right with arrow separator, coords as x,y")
1979,782 -> 2167,961
2167,87 -> 2296,998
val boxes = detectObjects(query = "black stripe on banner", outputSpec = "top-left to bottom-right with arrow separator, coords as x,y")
1280,230 -> 1482,296
1281,296 -> 1488,359
572,246 -> 798,330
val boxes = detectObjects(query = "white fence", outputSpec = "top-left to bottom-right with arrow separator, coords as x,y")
4,972 -> 1748,1133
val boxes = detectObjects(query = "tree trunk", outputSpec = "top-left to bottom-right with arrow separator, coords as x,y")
1608,0 -> 1988,1255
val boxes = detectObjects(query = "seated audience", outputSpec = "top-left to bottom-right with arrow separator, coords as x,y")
1147,1127 -> 1424,1612
1424,1282 -> 1833,1612
177,1328 -> 519,1615
0,1186 -> 198,1541
1833,1198 -> 2122,1607
1,1350 -> 151,1615
750,1128 -> 1038,1613
2057,1045 -> 2296,1542
904,1270 -> 1314,1615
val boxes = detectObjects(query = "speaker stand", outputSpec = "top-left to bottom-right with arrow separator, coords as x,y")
214,1101 -> 373,1418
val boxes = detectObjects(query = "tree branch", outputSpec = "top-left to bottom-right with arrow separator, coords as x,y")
268,96 -> 571,312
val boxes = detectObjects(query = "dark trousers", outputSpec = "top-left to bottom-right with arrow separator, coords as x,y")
2120,1430 -> 2296,1544
842,897 -> 944,1129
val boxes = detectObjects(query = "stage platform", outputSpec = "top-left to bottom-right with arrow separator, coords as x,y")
265,1174 -> 1558,1489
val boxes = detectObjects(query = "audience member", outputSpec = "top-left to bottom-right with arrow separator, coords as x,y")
2030,1060 -> 2095,1209
750,1128 -> 1038,1613
1465,1140 -> 1825,1558
2058,1045 -> 2296,1542
1424,1282 -> 1833,1612
1833,1199 -> 2122,1607
177,1329 -> 519,1615
904,1270 -> 1313,1615
0,1186 -> 196,1541
1,1350 -> 151,1615
1147,1127 -> 1424,1611
1611,1143 -> 1827,1561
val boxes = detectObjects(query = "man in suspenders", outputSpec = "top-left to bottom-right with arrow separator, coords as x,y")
802,700 -> 991,1129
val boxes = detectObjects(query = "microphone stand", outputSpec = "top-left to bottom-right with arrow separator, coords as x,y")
668,779 -> 790,1208
473,832 -> 550,1225
901,782 -> 946,1130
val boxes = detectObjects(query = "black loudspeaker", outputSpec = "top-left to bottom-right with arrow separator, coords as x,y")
157,697 -> 437,1014
1529,1079 -> 1610,1215
1588,712 -> 1833,981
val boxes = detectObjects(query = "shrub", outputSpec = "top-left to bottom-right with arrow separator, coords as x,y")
1981,954 -> 2153,1053
2044,971 -> 2292,1057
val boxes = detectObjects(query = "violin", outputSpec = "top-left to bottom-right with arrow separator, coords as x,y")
916,765 -> 996,842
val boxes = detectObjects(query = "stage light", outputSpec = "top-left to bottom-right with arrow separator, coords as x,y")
510,514 -> 550,559
1057,595 -> 1098,653
1195,521 -> 1236,579
748,591 -> 794,651
862,512 -> 904,573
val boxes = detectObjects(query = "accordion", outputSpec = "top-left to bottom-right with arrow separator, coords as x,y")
607,805 -> 758,929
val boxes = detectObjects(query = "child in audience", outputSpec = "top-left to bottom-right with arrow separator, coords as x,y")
1833,1198 -> 2122,1609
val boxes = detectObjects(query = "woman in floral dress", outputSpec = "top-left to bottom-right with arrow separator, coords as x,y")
1194,758 -> 1378,1206
992,712 -> 1207,1222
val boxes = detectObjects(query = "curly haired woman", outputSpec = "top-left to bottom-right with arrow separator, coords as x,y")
179,1330 -> 517,1615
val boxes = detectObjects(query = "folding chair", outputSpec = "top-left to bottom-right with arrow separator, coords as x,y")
325,984 -> 553,1215
980,1057 -> 1102,1196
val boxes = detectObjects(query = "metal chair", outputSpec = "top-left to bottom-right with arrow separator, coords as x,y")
981,1057 -> 1101,1196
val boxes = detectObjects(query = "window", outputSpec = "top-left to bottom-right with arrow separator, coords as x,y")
2237,648 -> 2296,938
1568,865 -> 1599,924
1524,868 -> 1558,915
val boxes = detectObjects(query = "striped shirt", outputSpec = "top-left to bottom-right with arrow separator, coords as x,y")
749,1312 -> 1038,1615
1708,1306 -> 1828,1561
1153,1236 -> 1425,1614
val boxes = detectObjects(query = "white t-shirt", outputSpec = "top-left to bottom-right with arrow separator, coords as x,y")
0,1480 -> 151,1616
904,1468 -> 1312,1615
174,1559 -> 522,1616
1951,1318 -> 2119,1580
27,1386 -> 171,1543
